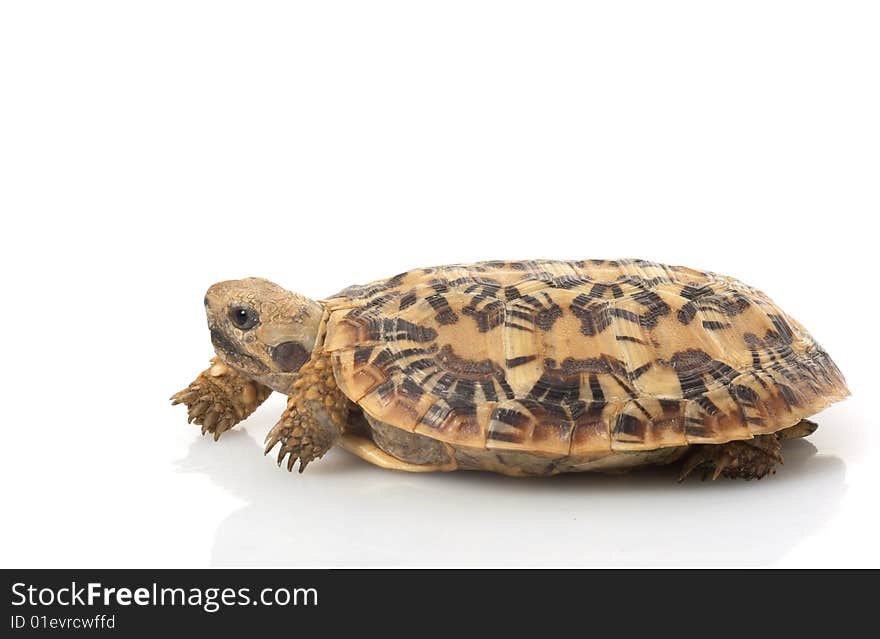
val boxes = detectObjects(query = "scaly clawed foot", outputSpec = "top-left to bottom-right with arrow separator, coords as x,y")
678,434 -> 783,482
263,400 -> 340,473
171,358 -> 272,440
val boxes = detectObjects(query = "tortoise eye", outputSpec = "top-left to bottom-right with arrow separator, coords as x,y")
229,304 -> 259,330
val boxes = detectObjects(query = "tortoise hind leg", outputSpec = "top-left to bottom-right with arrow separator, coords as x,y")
678,434 -> 783,481
678,419 -> 819,481
777,418 -> 819,440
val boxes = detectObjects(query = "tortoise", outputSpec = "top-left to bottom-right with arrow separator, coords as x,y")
171,258 -> 849,480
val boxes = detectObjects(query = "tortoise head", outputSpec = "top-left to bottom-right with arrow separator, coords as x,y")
203,278 -> 324,392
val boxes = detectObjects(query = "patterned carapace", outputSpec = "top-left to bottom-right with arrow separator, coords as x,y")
323,259 -> 847,456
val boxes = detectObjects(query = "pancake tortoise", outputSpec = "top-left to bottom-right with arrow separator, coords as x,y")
172,259 -> 848,481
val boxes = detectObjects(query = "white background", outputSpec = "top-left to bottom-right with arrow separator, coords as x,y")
1,2 -> 877,567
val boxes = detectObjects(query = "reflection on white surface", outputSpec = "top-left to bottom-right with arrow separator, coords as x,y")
176,431 -> 846,567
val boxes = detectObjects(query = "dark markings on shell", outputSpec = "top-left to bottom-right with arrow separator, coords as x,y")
503,285 -> 522,300
506,355 -> 537,368
353,345 -> 374,366
550,275 -> 591,290
631,290 -> 671,326
667,348 -> 739,399
630,362 -> 652,379
680,284 -> 714,300
399,377 -> 425,401
616,413 -> 645,439
515,293 -> 563,331
570,297 -> 613,336
588,374 -> 605,402
589,282 -> 624,299
368,319 -> 437,342
544,355 -> 628,377
677,288 -> 752,326
678,302 -> 698,325
528,372 -> 581,407
504,322 -> 534,333
436,345 -> 500,379
327,258 -> 848,454
609,308 -> 642,326
425,282 -> 459,325
462,299 -> 505,332
398,292 -> 417,311
480,379 -> 499,402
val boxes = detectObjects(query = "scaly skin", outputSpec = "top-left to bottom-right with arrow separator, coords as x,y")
678,434 -> 783,481
263,351 -> 351,472
171,358 -> 272,440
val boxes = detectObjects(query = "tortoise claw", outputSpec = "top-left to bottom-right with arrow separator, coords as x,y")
172,361 -> 272,440
263,409 -> 329,474
679,435 -> 782,482
171,381 -> 238,440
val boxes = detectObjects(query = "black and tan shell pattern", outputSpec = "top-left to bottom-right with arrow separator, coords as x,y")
323,259 -> 848,456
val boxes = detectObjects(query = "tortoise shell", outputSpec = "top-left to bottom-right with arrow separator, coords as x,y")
322,259 -> 848,457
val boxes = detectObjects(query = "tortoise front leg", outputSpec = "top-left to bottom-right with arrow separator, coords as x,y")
171,357 -> 272,440
263,352 -> 351,473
